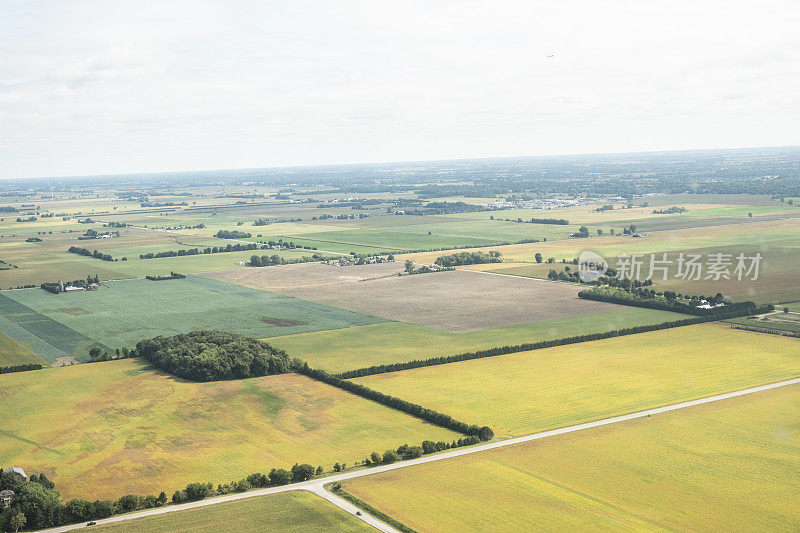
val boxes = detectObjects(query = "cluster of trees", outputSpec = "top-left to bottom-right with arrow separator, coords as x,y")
314,213 -> 369,220
214,229 -> 252,239
296,362 -> 493,441
253,217 -> 301,226
653,206 -> 687,214
0,469 -> 166,531
0,363 -> 43,374
15,216 -> 36,222
490,216 -> 569,225
135,331 -> 294,381
89,345 -> 134,362
67,246 -> 114,261
570,225 -> 590,238
25,237 -> 42,242
139,242 -> 260,259
248,254 -> 284,267
41,274 -> 100,294
145,272 -> 186,281
578,286 -> 768,317
403,260 -> 453,275
434,250 -> 502,267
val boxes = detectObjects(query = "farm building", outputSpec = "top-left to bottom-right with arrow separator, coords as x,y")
5,467 -> 27,480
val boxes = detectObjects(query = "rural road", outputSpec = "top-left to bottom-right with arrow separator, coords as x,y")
40,376 -> 800,533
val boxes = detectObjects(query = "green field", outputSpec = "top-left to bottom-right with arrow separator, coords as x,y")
0,359 -> 459,500
354,323 -> 800,436
0,330 -> 44,366
91,491 -> 372,532
270,307 -> 686,373
344,383 -> 800,532
0,276 -> 385,362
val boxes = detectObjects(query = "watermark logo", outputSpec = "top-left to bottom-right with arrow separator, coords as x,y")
578,250 -> 608,282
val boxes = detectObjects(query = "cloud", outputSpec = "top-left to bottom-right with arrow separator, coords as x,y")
1,0 -> 799,178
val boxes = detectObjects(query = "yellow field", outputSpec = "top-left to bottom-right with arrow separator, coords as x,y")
354,323 -> 800,436
345,383 -> 800,532
0,359 -> 459,500
91,490 -> 372,533
0,330 -> 44,366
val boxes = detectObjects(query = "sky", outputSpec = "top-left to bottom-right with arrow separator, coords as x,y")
1,0 -> 799,179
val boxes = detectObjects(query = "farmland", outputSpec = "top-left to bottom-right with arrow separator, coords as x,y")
0,359 -> 460,500
343,382 -> 800,532
218,267 -> 627,333
0,275 -> 385,362
0,330 -> 43,366
270,307 -> 687,373
90,491 -> 373,533
354,323 -> 800,436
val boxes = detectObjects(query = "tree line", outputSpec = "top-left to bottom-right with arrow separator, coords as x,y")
139,242 -> 260,259
214,229 -> 252,239
0,363 -> 43,374
489,216 -> 569,225
296,362 -> 493,441
336,310 -> 765,379
67,246 -> 115,262
434,250 -> 502,267
577,287 -> 769,316
145,272 -> 186,281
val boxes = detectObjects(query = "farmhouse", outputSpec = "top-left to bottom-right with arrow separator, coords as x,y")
6,467 -> 27,480
0,489 -> 13,506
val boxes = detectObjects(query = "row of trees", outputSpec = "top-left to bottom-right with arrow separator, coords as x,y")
139,242 -> 259,259
297,362 -> 493,441
336,311 -> 767,380
434,250 -> 502,267
0,363 -> 43,374
214,229 -> 252,239
578,286 -> 769,317
489,216 -> 569,225
145,272 -> 186,281
135,330 -> 295,381
67,246 -> 114,261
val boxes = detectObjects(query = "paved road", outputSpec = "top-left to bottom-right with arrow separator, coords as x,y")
40,376 -> 800,533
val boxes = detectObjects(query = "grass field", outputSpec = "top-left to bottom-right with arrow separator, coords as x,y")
222,268 -> 626,333
0,359 -> 460,500
90,491 -> 373,532
270,307 -> 687,373
0,275 -> 385,362
354,323 -> 800,436
0,330 -> 44,366
343,383 -> 800,532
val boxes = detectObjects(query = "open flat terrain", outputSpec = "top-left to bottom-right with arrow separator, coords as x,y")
354,323 -> 800,436
91,491 -> 372,533
0,359 -> 459,500
0,275 -> 385,362
222,267 -> 626,333
270,307 -> 687,373
0,330 -> 44,366
343,383 -> 800,532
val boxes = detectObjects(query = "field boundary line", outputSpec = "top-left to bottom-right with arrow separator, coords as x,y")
39,376 -> 800,533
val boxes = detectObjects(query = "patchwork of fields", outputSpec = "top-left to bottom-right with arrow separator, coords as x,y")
354,323 -> 800,436
270,307 -> 687,373
0,359 -> 460,500
343,383 -> 800,532
0,275 -> 385,362
219,267 -> 625,333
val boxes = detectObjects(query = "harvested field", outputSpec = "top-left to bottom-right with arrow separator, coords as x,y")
344,383 -> 800,532
0,359 -> 460,500
354,323 -> 800,436
221,267 -> 626,333
203,261 -> 405,291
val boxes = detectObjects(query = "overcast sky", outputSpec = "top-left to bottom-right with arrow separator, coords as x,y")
1,1 -> 799,179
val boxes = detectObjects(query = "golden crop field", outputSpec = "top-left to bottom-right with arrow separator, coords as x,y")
91,491 -> 372,533
344,383 -> 800,532
0,359 -> 459,500
0,330 -> 44,366
354,323 -> 800,436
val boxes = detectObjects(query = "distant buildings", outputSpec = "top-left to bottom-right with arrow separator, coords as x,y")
5,467 -> 27,480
